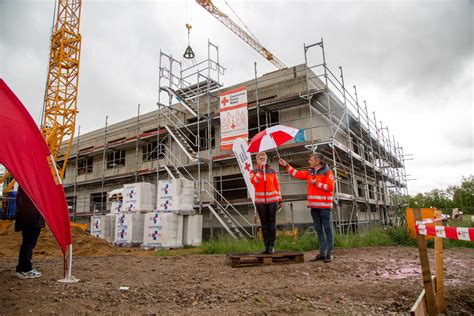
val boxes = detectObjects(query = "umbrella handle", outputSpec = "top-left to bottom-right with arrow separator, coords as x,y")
269,134 -> 282,160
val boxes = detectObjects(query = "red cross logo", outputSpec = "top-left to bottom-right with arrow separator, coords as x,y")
230,122 -> 236,129
244,162 -> 251,172
221,97 -> 229,106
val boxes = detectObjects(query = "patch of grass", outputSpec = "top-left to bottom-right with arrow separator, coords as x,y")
275,232 -> 318,252
200,236 -> 263,254
154,225 -> 472,257
334,227 -> 401,249
444,238 -> 474,249
384,226 -> 417,247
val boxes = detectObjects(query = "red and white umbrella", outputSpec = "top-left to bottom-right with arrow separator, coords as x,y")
248,125 -> 303,153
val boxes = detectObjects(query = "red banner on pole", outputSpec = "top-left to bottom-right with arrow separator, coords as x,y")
0,79 -> 71,254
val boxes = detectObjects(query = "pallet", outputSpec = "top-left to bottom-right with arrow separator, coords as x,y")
226,250 -> 304,268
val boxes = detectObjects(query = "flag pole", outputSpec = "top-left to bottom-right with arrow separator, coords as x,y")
58,244 -> 79,283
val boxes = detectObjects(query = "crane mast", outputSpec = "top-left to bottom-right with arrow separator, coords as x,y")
196,0 -> 286,70
41,0 -> 82,181
1,0 -> 82,195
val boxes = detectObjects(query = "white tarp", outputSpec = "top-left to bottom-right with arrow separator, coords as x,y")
108,188 -> 123,200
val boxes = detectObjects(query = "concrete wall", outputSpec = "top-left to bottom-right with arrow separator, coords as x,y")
63,64 -> 401,234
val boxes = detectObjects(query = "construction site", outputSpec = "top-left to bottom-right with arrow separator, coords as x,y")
1,0 -> 472,315
61,42 -> 408,238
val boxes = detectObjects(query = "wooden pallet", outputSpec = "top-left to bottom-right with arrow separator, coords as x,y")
226,250 -> 304,268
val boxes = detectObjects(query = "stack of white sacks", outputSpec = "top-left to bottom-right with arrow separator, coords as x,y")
123,182 -> 156,213
142,179 -> 201,248
91,180 -> 203,248
112,182 -> 156,245
114,212 -> 146,245
157,179 -> 195,214
108,188 -> 123,214
142,211 -> 184,249
90,215 -> 105,238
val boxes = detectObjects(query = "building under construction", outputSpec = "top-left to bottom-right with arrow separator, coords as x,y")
61,40 -> 408,238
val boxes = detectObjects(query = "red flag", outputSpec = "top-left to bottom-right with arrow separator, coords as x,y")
0,79 -> 71,254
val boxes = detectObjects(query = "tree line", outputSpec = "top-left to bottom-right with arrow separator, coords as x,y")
401,175 -> 473,213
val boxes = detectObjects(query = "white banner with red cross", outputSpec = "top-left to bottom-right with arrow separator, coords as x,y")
232,138 -> 255,206
219,86 -> 248,151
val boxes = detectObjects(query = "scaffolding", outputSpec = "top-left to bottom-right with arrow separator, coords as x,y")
157,40 -> 253,239
59,38 -> 408,237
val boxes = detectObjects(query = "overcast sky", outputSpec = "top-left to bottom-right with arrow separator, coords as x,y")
0,0 -> 472,194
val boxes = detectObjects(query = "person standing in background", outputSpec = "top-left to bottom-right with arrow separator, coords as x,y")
15,186 -> 44,278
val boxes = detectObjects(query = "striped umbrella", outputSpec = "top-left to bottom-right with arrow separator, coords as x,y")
248,125 -> 305,155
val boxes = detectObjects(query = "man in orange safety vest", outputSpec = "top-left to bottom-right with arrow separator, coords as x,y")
279,153 -> 335,262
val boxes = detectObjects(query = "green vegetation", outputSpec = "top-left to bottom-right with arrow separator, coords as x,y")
154,176 -> 474,256
402,175 -> 474,214
154,224 -> 472,256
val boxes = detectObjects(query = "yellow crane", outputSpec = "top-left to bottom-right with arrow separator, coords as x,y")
195,0 -> 286,70
1,0 -> 82,193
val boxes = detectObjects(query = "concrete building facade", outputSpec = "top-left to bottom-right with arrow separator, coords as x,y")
61,41 -> 408,238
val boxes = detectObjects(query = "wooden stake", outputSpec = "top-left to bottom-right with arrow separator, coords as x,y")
414,209 -> 437,316
435,211 -> 445,313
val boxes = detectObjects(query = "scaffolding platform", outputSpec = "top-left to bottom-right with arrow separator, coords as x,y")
176,79 -> 221,100
226,250 -> 304,267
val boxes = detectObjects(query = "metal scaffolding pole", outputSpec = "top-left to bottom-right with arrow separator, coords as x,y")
135,104 -> 140,183
255,62 -> 261,133
339,66 -> 357,233
100,115 -> 108,214
354,86 -> 371,228
72,125 -> 80,222
364,101 -> 381,226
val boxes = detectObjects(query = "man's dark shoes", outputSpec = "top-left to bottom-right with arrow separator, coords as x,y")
310,254 -> 325,262
267,246 -> 275,254
324,254 -> 333,263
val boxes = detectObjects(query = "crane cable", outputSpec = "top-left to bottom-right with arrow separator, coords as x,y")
39,0 -> 58,126
183,0 -> 195,59
223,0 -> 260,44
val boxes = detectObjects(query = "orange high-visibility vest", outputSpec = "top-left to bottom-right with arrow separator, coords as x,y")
250,164 -> 282,204
285,163 -> 335,209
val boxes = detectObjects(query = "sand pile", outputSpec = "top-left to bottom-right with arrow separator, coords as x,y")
0,223 -> 118,259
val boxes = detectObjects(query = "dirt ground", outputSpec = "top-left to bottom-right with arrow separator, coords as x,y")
0,246 -> 473,315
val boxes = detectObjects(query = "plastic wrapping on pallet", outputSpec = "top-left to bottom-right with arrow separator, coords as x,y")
90,215 -> 105,239
142,212 -> 183,248
157,179 -> 194,212
104,213 -> 116,243
114,213 -> 145,245
183,215 -> 203,246
122,182 -> 156,212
